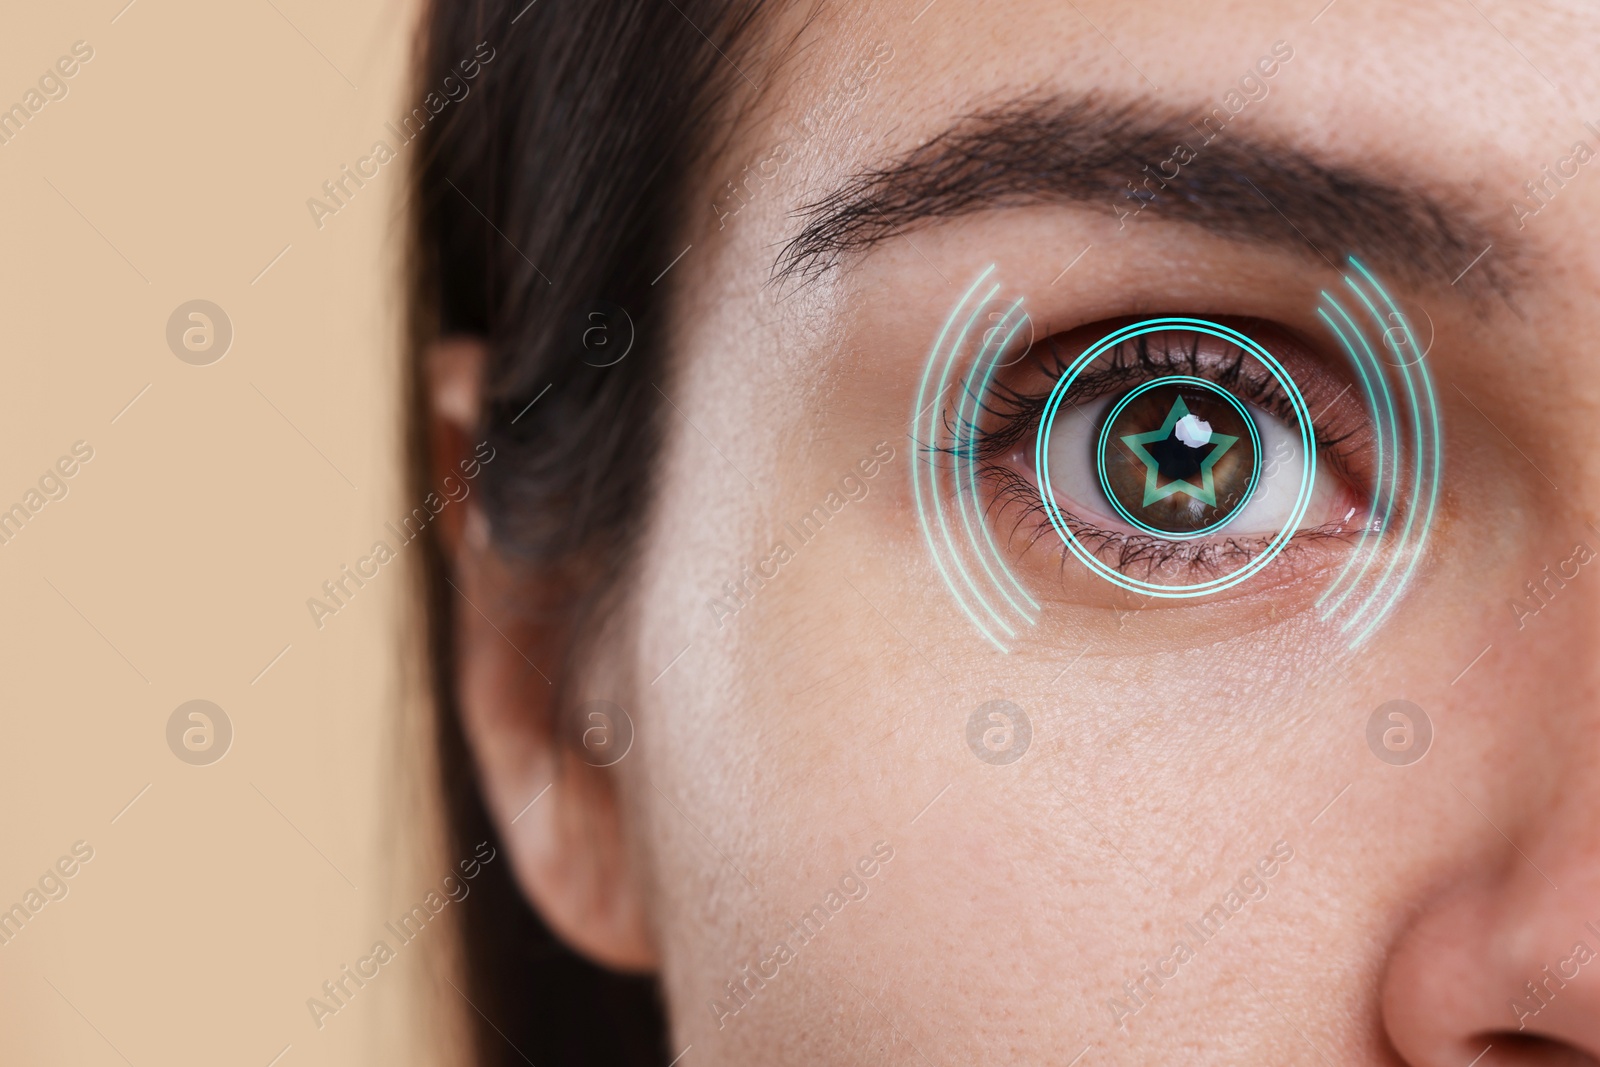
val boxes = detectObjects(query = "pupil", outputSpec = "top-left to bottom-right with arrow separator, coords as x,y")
1142,415 -> 1211,483
1097,381 -> 1260,536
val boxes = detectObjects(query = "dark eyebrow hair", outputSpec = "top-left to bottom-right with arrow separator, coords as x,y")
772,94 -> 1510,296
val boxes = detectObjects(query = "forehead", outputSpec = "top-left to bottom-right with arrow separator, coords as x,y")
705,0 -> 1591,245
762,0 -> 1582,123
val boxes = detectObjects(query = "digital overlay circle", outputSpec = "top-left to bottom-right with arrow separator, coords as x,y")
1094,375 -> 1263,540
1034,318 -> 1317,598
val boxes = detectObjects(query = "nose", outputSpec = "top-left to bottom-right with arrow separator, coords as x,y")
1381,777 -> 1600,1065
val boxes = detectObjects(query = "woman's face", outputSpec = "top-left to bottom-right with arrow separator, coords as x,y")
457,0 -> 1600,1062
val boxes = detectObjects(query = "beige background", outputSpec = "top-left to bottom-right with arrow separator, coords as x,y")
0,1 -> 449,1064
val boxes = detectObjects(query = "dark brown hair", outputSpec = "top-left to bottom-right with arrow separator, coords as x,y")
406,1 -> 774,1064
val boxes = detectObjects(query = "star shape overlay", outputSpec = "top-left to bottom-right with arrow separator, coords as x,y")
1119,396 -> 1239,508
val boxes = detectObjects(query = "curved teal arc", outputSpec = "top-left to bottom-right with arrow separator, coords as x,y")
909,266 -> 1007,652
956,296 -> 1040,621
1343,258 -> 1442,646
928,282 -> 1016,638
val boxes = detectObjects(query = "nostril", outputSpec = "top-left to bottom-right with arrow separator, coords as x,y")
1472,1032 -> 1600,1066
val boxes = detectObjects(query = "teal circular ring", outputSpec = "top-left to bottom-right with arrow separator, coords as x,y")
1033,318 -> 1317,598
1094,375 -> 1263,540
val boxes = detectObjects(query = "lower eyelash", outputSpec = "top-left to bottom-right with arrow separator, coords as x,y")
985,461 -> 1355,580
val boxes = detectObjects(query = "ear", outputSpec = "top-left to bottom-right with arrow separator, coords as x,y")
426,337 -> 658,973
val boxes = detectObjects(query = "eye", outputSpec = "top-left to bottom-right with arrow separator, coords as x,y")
972,319 -> 1373,587
914,263 -> 1436,644
1035,377 -> 1351,541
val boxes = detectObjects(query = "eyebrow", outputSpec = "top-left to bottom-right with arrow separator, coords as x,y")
772,94 -> 1509,296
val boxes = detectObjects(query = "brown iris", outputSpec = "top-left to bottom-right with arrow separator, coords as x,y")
1096,379 -> 1260,537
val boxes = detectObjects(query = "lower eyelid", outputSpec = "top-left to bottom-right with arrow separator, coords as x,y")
989,407 -> 1372,586
985,460 -> 1368,595
998,441 -> 1364,544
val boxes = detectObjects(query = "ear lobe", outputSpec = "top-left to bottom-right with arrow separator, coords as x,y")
497,740 -> 662,974
426,338 -> 659,973
451,545 -> 660,974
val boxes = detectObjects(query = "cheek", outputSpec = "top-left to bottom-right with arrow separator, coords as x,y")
630,442 -> 1260,1060
630,431 -> 953,1053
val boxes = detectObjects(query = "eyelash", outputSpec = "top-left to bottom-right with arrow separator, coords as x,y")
933,330 -> 1366,580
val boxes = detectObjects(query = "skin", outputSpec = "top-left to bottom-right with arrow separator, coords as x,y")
432,1 -> 1600,1063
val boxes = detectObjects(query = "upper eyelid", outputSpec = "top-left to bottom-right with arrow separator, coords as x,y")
1037,335 -> 1280,406
968,327 -> 1371,478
